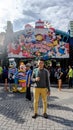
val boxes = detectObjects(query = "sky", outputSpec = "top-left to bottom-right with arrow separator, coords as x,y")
0,0 -> 73,33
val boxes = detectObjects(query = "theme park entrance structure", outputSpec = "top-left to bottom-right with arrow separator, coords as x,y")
8,19 -> 70,68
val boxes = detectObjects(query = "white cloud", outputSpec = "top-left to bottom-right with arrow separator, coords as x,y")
0,0 -> 73,32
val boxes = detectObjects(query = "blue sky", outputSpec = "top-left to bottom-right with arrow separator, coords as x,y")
0,0 -> 73,33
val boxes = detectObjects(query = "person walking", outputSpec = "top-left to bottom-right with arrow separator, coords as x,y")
32,59 -> 50,119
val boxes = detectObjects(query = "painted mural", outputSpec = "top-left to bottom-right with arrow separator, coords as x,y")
8,20 -> 69,59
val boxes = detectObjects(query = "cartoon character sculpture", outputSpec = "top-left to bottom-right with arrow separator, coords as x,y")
17,62 -> 26,92
8,59 -> 18,92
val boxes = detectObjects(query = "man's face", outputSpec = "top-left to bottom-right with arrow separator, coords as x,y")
38,60 -> 44,69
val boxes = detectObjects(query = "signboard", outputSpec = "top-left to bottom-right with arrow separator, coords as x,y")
7,22 -> 69,59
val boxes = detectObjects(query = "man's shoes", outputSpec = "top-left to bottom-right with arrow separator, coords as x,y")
26,98 -> 31,101
43,113 -> 48,118
32,114 -> 37,119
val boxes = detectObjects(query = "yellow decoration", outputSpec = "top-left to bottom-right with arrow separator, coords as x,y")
12,86 -> 18,92
47,43 -> 53,47
53,40 -> 58,46
19,80 -> 26,83
18,87 -> 26,93
35,34 -> 43,41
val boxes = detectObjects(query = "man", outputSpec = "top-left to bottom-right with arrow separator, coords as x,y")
68,65 -> 73,88
0,64 -> 3,83
32,59 -> 50,119
26,63 -> 32,101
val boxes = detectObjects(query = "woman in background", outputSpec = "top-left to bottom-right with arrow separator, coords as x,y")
2,66 -> 8,91
56,65 -> 63,91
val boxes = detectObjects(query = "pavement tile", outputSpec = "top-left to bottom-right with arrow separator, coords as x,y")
0,85 -> 73,130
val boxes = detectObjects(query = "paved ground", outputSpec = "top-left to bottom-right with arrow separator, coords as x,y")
0,84 -> 73,130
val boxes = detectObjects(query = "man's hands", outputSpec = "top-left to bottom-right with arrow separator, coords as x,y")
35,77 -> 40,81
47,90 -> 50,96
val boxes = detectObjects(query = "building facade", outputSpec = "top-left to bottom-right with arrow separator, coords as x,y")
1,20 -> 73,67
